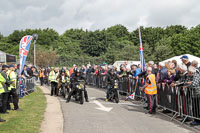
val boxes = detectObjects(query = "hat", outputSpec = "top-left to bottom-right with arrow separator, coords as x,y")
2,64 -> 8,69
159,62 -> 164,67
180,55 -> 188,60
148,61 -> 154,65
8,64 -> 14,68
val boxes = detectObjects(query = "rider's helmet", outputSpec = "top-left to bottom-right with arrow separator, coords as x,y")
61,69 -> 65,74
109,69 -> 115,75
76,68 -> 81,73
75,68 -> 81,76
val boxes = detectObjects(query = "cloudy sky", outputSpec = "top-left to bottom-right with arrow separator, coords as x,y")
0,0 -> 200,36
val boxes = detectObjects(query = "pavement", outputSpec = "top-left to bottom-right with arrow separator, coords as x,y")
39,85 -> 64,133
58,86 -> 196,133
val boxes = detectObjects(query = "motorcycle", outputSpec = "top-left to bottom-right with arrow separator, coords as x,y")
73,80 -> 85,104
108,80 -> 119,103
60,75 -> 70,98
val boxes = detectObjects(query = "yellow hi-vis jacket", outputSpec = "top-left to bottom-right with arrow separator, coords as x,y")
7,70 -> 17,90
49,70 -> 59,83
145,74 -> 157,95
0,73 -> 6,94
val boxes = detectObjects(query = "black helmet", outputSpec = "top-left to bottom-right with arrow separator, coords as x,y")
76,68 -> 81,73
61,69 -> 65,73
73,67 -> 78,73
109,69 -> 115,74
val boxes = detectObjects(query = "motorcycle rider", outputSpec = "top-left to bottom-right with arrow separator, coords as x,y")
57,69 -> 69,93
66,68 -> 89,103
106,69 -> 119,102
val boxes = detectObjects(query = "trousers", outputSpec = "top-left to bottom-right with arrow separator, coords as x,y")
0,92 -> 9,113
8,89 -> 19,110
50,82 -> 58,96
147,94 -> 156,112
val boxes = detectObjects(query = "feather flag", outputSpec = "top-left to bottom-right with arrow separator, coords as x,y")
19,35 -> 33,97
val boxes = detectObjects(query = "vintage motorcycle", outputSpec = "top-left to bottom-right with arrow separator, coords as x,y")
72,80 -> 85,104
108,80 -> 119,103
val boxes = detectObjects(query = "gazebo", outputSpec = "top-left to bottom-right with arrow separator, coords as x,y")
0,50 -> 17,64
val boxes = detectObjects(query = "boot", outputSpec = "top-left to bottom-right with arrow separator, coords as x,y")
0,118 -> 6,122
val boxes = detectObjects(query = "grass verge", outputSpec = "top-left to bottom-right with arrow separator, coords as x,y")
0,87 -> 46,133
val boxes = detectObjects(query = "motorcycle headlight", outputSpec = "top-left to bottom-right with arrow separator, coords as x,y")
80,84 -> 84,88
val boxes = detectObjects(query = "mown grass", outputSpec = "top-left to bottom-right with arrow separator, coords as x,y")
0,87 -> 46,133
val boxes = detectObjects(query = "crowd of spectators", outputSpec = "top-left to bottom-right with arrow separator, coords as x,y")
79,55 -> 200,126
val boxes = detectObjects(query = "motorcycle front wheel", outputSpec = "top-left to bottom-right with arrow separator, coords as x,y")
79,90 -> 84,104
63,86 -> 66,98
114,89 -> 119,103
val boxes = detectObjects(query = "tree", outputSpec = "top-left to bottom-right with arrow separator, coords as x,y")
80,30 -> 107,56
28,46 -> 58,67
154,37 -> 174,63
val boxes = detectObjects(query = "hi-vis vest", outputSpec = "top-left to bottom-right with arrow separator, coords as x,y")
145,74 -> 157,95
7,70 -> 17,90
66,70 -> 70,77
49,71 -> 59,83
40,71 -> 45,78
0,73 -> 6,94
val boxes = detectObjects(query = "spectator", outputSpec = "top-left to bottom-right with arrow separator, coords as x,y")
70,64 -> 76,76
172,60 -> 177,69
180,55 -> 191,68
153,64 -> 158,76
159,62 -> 168,83
186,66 -> 200,126
191,60 -> 198,68
171,64 -> 187,87
163,69 -> 176,85
118,64 -> 127,78
39,68 -> 45,86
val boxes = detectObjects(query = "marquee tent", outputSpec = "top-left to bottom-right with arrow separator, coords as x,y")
161,54 -> 200,66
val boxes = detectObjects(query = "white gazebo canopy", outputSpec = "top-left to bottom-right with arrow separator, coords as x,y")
161,54 -> 200,67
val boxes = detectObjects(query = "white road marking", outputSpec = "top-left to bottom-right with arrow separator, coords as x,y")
89,97 -> 97,100
59,99 -> 139,107
101,102 -> 140,106
92,100 -> 113,112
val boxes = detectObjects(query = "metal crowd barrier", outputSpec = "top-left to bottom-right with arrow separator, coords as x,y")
86,73 -> 200,124
157,83 -> 200,124
17,77 -> 36,96
86,74 -> 145,97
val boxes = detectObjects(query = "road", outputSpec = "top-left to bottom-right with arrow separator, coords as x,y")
58,86 -> 194,133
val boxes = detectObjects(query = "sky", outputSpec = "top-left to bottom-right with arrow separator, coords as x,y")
0,0 -> 200,36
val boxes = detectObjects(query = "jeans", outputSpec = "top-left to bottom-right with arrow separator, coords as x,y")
106,85 -> 111,99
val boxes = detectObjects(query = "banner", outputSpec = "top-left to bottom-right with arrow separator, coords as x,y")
19,35 -> 33,97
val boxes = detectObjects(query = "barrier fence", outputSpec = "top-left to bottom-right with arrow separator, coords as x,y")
17,77 -> 36,95
86,73 -> 200,124
158,84 -> 200,124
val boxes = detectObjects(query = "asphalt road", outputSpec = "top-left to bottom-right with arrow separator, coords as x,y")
59,86 -> 194,133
